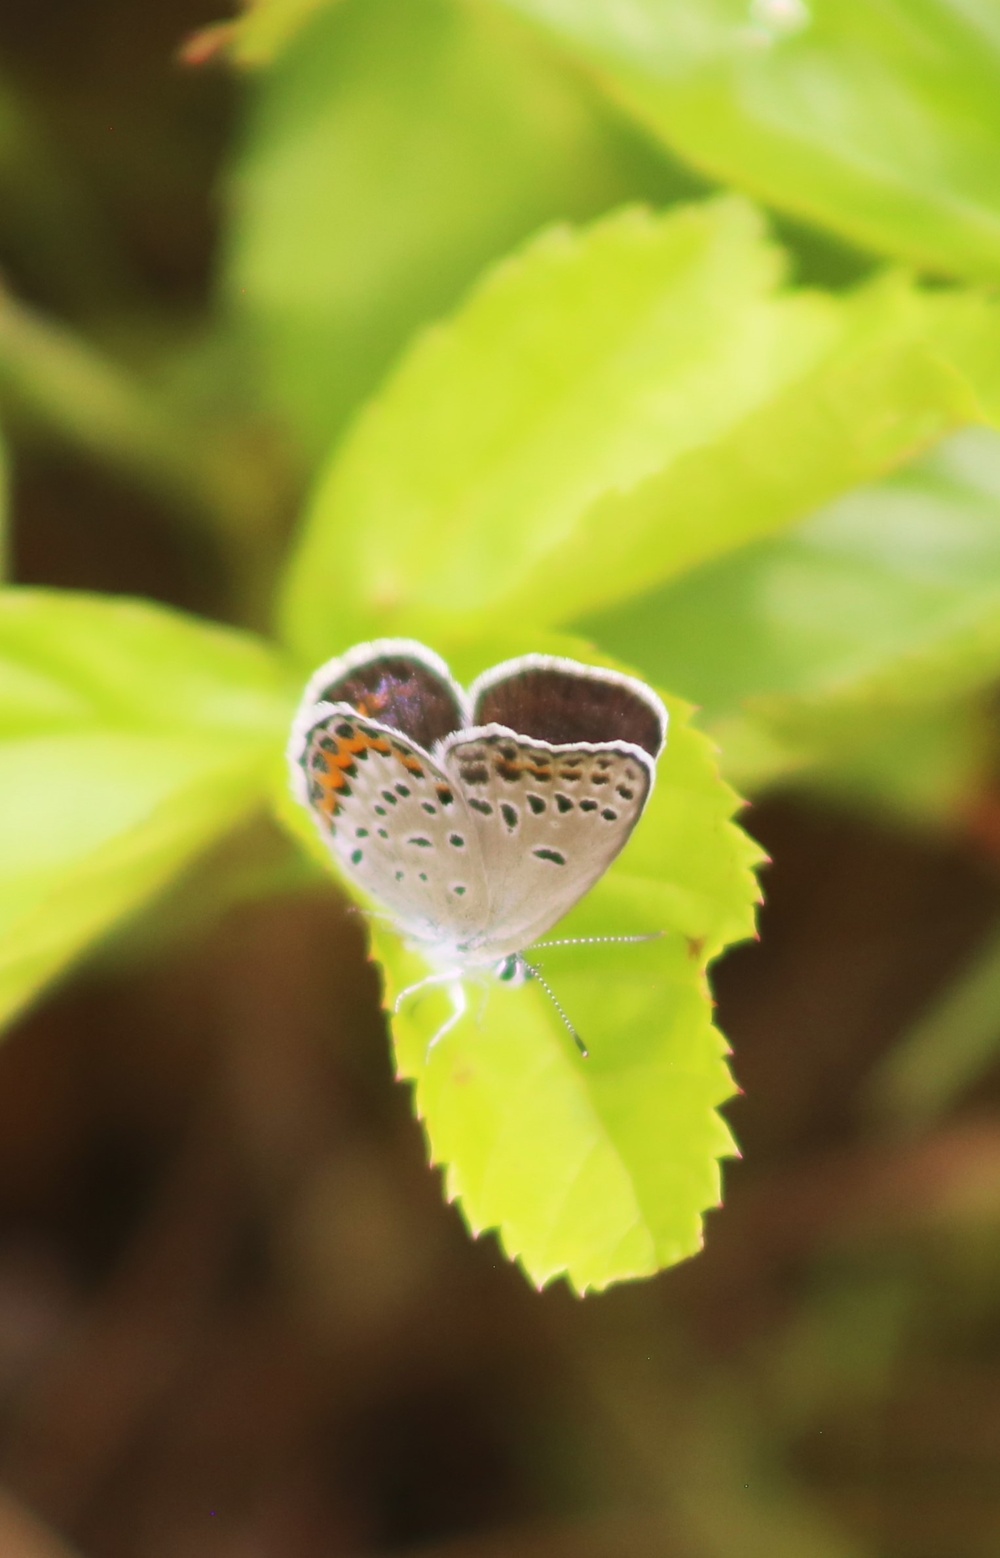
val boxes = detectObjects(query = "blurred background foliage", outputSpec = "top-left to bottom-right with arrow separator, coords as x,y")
1,0 -> 1000,1554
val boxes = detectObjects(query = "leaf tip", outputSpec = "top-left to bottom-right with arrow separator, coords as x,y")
176,21 -> 237,67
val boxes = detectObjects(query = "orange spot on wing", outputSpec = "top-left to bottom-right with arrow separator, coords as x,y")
309,726 -> 387,816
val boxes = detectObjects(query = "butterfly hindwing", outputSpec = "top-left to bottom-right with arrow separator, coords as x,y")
442,727 -> 653,959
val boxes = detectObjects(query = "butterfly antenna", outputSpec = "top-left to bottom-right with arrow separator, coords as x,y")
521,959 -> 588,1059
529,931 -> 665,951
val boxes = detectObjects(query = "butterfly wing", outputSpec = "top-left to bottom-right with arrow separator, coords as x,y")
442,728 -> 654,960
469,653 -> 665,760
294,707 -> 489,948
290,643 -> 667,962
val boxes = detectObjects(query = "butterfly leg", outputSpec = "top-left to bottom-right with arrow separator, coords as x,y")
394,969 -> 468,1054
426,981 -> 467,1056
394,968 -> 458,1015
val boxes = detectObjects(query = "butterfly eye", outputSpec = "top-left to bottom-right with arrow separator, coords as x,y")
497,955 -> 521,983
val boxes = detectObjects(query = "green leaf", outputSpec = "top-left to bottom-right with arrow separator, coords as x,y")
226,0 -> 342,66
337,633 -> 761,1292
225,0 -> 689,460
496,275 -> 986,628
492,0 -> 1000,284
279,197 -> 825,655
0,590 -> 294,1031
586,428 -> 1000,717
0,421 -> 7,580
583,428 -> 1000,817
280,197 -> 981,665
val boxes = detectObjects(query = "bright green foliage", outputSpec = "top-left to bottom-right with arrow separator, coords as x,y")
0,591 -> 295,1029
280,201 -> 982,663
280,196 -> 823,653
924,288 -> 1000,429
492,0 -> 1000,284
11,165 -> 999,1291
585,428 -> 1000,817
500,276 -> 985,627
0,428 -> 7,579
373,658 -> 757,1291
225,0 -> 689,459
4,0 -> 1000,1308
587,430 -> 1000,719
267,192 -> 1000,1285
227,0 -> 341,65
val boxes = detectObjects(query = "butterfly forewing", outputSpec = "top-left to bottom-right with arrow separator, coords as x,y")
298,708 -> 490,944
442,728 -> 653,959
471,658 -> 664,757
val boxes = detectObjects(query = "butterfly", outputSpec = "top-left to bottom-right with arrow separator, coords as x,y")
289,640 -> 667,1053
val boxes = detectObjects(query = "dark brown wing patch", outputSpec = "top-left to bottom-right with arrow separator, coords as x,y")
316,651 -> 464,752
474,665 -> 664,758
